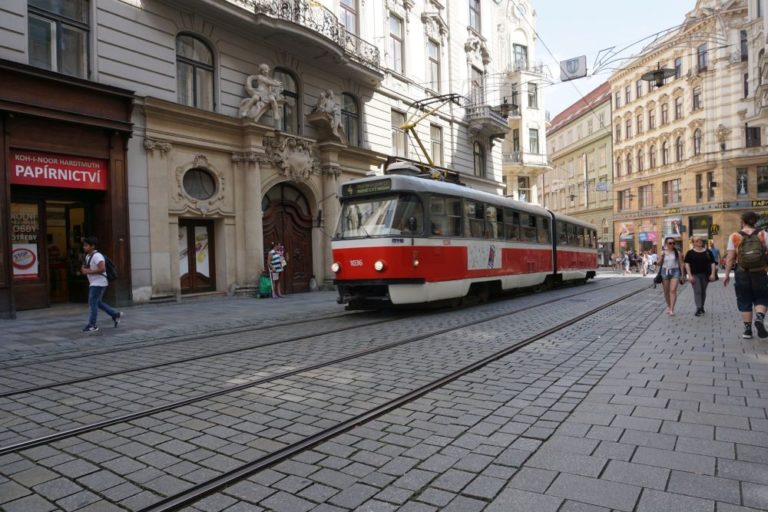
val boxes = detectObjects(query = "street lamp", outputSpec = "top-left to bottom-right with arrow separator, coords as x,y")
641,63 -> 675,89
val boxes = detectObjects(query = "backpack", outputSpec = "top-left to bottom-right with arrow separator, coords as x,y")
737,230 -> 768,270
88,251 -> 118,281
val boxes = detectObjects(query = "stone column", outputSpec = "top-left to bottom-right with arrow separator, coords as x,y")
232,151 -> 266,284
317,142 -> 344,286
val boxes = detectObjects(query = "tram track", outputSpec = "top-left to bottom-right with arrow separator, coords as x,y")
0,278 -> 643,458
141,279 -> 649,512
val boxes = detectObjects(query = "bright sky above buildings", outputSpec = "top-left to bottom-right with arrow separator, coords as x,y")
535,0 -> 695,119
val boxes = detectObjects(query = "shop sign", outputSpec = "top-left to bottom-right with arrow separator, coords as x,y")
10,150 -> 107,190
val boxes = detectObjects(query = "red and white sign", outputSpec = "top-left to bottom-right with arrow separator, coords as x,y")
12,244 -> 39,279
10,150 -> 108,190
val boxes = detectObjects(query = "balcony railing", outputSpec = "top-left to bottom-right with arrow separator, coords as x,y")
503,151 -> 551,167
466,104 -> 508,126
228,0 -> 380,70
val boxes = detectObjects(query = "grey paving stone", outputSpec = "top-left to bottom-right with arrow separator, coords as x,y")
260,491 -> 314,512
461,475 -> 505,499
0,480 -> 32,502
742,482 -> 768,510
439,495 -> 486,512
1,494 -> 57,512
602,460 -> 669,490
547,473 -> 641,512
636,489 -> 714,512
485,487 -> 563,512
632,446 -> 715,475
526,449 -> 607,477
667,470 -> 740,504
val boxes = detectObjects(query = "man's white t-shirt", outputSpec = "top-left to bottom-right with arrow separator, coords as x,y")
86,251 -> 109,287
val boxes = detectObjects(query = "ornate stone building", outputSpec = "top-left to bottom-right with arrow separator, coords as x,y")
544,82 -> 615,265
609,0 -> 767,255
0,0 -> 522,313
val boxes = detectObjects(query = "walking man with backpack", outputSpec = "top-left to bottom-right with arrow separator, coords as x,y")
723,212 -> 768,339
81,236 -> 122,333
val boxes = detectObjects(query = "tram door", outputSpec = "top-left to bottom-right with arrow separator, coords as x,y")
262,184 -> 312,293
179,220 -> 216,294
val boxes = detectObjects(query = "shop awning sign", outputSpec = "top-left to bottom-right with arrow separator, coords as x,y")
10,150 -> 108,190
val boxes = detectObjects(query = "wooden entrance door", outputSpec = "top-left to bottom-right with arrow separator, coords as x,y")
179,220 -> 215,293
262,184 -> 313,294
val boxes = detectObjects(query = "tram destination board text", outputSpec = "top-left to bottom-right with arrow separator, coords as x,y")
343,179 -> 391,196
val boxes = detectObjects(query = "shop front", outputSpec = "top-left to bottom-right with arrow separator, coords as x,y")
0,60 -> 133,317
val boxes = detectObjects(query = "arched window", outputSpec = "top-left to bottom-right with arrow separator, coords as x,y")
626,153 -> 632,174
615,156 -> 622,177
341,93 -> 360,147
176,34 -> 214,110
675,136 -> 684,161
693,128 -> 702,155
662,141 -> 669,165
637,150 -> 644,172
274,68 -> 299,134
649,145 -> 656,168
473,142 -> 485,177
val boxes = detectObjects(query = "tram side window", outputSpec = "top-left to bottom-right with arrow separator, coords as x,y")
566,223 -> 575,246
429,195 -> 462,236
485,205 -> 503,239
504,209 -> 520,240
591,229 -> 597,248
577,227 -> 585,247
520,213 -> 537,242
538,217 -> 551,243
465,200 -> 485,238
556,221 -> 567,245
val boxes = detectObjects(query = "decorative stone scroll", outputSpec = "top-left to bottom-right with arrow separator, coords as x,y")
144,138 -> 171,154
464,33 -> 490,66
265,136 -> 319,182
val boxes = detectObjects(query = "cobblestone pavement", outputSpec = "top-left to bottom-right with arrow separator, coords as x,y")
1,275 -> 767,512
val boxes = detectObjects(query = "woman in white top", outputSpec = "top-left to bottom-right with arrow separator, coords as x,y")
659,237 -> 686,315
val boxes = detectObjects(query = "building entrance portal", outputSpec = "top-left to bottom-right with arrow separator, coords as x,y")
262,184 -> 313,294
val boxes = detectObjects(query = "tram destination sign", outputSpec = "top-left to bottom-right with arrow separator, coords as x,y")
343,179 -> 391,197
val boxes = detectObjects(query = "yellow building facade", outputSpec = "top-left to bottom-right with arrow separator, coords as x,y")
610,0 -> 767,257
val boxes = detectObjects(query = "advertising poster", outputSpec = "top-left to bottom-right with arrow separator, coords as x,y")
690,216 -> 711,239
663,217 -> 683,239
12,243 -> 39,279
618,222 -> 634,240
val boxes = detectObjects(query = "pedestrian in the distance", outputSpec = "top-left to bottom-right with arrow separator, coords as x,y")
723,211 -> 768,339
659,237 -> 685,316
684,236 -> 717,316
710,242 -> 721,270
267,241 -> 284,298
80,236 -> 122,332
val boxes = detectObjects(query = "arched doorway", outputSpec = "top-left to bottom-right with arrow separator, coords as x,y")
262,183 -> 313,294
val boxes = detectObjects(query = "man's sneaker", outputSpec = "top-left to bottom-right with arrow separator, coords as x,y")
755,320 -> 768,338
113,312 -> 123,328
83,325 -> 99,333
743,325 -> 753,339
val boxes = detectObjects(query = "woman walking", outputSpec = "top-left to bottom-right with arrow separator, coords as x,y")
684,236 -> 718,316
659,237 -> 686,315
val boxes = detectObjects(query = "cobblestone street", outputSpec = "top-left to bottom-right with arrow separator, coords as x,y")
1,275 -> 767,512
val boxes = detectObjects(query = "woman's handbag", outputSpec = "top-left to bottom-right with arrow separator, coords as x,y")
653,269 -> 663,285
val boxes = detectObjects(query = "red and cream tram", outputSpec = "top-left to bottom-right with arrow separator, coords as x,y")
331,166 -> 598,309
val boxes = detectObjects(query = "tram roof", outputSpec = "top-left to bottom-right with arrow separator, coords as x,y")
340,174 -> 596,230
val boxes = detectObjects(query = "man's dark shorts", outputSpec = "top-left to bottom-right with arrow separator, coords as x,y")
734,270 -> 768,312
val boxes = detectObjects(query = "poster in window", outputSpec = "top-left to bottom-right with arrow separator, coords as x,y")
663,216 -> 683,239
619,222 -> 634,240
737,169 -> 748,196
10,203 -> 40,279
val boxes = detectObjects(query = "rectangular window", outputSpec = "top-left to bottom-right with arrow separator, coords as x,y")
430,124 -> 443,166
740,29 -> 748,61
674,57 -> 682,79
697,44 -> 708,71
639,185 -> 653,209
615,124 -> 621,142
28,0 -> 89,78
469,0 -> 481,33
696,173 -> 704,203
465,201 -> 485,238
528,82 -> 538,108
512,129 -> 520,152
619,190 -> 632,211
625,85 -> 631,104
759,166 -> 768,197
737,168 -> 748,196
626,119 -> 632,138
744,73 -> 749,98
746,125 -> 761,148
529,128 -> 539,154
692,87 -> 702,110
388,15 -> 403,73
340,0 -> 357,34
707,171 -> 715,201
663,179 -> 682,205
518,176 -> 530,202
636,115 -> 643,134
615,92 -> 621,109
513,44 -> 528,70
430,195 -> 462,236
649,108 -> 656,130
391,110 -> 407,157
661,103 -> 669,125
674,97 -> 683,120
471,66 -> 484,103
636,80 -> 643,99
504,209 -> 520,240
427,39 -> 440,92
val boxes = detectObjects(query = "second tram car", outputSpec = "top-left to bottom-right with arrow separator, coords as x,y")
331,169 -> 598,309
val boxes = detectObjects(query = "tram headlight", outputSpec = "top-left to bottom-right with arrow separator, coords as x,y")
331,262 -> 340,273
374,260 -> 385,272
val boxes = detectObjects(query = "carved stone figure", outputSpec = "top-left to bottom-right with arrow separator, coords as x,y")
239,64 -> 284,124
308,89 -> 345,142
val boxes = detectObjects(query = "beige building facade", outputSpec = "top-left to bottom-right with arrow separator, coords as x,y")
544,83 -> 615,264
610,0 -> 767,257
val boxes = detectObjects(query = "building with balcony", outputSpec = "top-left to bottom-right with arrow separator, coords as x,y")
609,0 -> 766,256
544,82 -> 614,265
499,1 -> 551,203
0,0 -> 515,315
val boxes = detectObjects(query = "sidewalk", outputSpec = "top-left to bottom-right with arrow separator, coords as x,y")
0,291 -> 344,362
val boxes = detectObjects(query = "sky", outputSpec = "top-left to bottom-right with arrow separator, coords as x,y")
534,0 -> 696,118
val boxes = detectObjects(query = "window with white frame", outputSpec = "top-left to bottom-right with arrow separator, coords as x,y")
675,136 -> 684,161
637,150 -> 644,172
528,82 -> 538,108
692,87 -> 702,110
693,128 -> 702,155
649,145 -> 656,168
662,140 -> 669,165
469,0 -> 481,32
274,68 -> 298,133
636,115 -> 643,135
388,15 -> 404,73
639,184 -> 653,209
427,39 -> 440,92
662,178 -> 682,205
28,0 -> 89,78
697,44 -> 708,71
625,118 -> 632,139
391,110 -> 407,156
661,103 -> 669,125
636,80 -> 643,99
513,44 -> 528,70
529,128 -> 539,154
626,153 -> 632,175
176,34 -> 215,111
674,57 -> 682,79
342,93 -> 360,147
648,108 -> 656,130
430,124 -> 443,166
674,96 -> 683,120
340,0 -> 357,35
473,142 -> 485,177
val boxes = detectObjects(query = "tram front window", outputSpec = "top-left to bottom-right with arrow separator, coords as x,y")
336,194 -> 423,238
